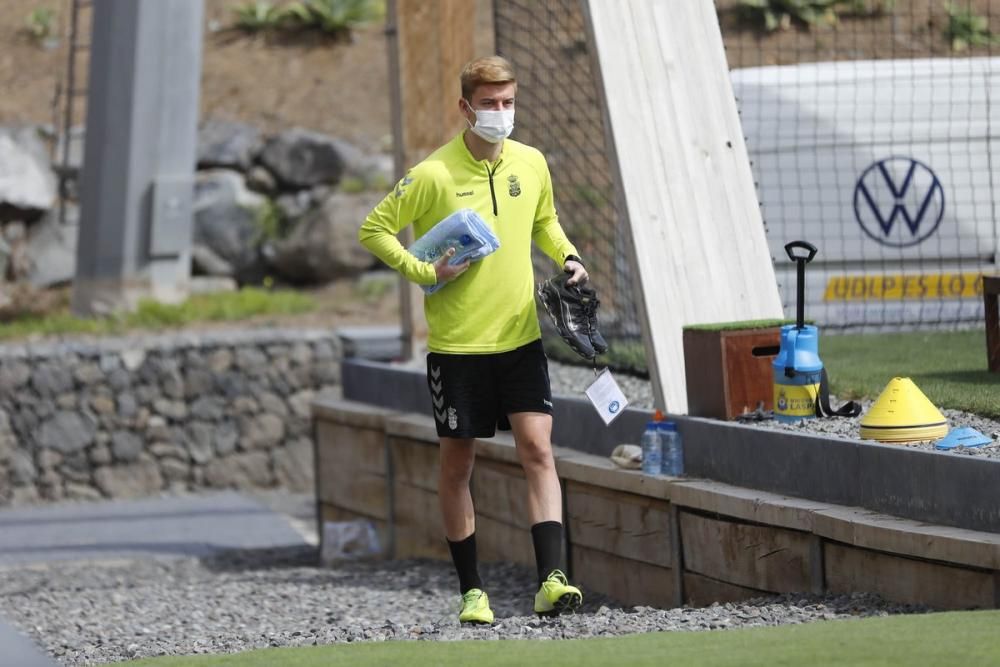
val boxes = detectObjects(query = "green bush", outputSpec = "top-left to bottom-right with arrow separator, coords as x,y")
231,0 -> 384,37
0,288 -> 315,340
232,1 -> 285,32
284,0 -> 384,35
945,3 -> 997,51
338,176 -> 367,194
253,198 -> 288,242
24,7 -> 56,42
738,0 -> 893,31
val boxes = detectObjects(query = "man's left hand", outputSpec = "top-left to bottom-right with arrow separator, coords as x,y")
563,260 -> 588,286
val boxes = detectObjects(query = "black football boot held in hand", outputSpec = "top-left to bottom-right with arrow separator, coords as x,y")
536,272 -> 608,360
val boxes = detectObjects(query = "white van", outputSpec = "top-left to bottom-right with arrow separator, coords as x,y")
730,57 -> 998,330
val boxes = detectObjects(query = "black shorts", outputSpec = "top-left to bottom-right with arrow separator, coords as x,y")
426,338 -> 553,439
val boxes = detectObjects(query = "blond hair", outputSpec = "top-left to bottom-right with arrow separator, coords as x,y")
460,56 -> 517,100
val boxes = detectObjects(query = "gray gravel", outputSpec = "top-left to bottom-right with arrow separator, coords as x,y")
0,546 -> 926,666
548,361 -> 1000,458
0,362 -> 977,665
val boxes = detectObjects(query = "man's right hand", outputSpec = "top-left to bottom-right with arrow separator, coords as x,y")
433,247 -> 471,285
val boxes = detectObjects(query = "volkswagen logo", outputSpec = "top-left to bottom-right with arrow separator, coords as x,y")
608,400 -> 620,414
853,157 -> 945,248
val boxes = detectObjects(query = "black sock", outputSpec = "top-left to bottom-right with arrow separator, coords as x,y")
447,533 -> 483,594
531,521 -> 563,585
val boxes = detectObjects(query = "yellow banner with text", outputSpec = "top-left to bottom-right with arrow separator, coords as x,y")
824,273 -> 984,301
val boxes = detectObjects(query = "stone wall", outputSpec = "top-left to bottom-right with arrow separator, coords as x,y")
0,328 -> 341,506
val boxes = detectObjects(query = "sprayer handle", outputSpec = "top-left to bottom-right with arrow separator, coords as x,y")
785,241 -> 817,264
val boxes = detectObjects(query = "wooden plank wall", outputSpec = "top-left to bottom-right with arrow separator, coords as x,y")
680,511 -> 813,593
582,0 -> 784,413
566,481 -> 677,608
824,543 -> 996,610
471,459 -> 536,567
390,436 -> 449,560
314,406 -> 1000,611
315,421 -> 392,551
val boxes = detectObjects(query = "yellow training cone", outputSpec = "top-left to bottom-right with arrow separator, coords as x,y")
859,377 -> 948,443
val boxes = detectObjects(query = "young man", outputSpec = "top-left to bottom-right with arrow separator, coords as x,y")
358,56 -> 585,624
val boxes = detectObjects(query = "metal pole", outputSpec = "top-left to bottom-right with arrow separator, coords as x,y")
58,0 -> 84,226
385,0 -> 415,361
72,0 -> 203,316
796,258 -> 805,329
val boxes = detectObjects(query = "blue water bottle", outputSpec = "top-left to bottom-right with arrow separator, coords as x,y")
640,420 -> 662,475
660,421 -> 684,476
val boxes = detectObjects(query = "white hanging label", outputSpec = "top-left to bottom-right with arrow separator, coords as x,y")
584,368 -> 629,425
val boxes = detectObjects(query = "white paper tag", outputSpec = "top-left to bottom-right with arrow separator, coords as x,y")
584,368 -> 629,425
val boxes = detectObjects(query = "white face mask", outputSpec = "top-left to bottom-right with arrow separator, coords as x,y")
464,101 -> 515,143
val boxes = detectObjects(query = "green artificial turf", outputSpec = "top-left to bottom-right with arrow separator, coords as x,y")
820,329 -> 997,419
546,328 -> 996,419
682,318 -> 799,332
128,609 -> 1000,667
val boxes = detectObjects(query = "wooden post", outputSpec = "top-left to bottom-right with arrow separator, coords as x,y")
386,0 -> 477,360
984,275 -> 999,373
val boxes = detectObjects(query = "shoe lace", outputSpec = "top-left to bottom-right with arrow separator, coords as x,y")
545,569 -> 569,585
461,589 -> 483,607
575,293 -> 599,333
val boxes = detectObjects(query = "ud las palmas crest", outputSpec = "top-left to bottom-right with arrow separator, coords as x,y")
508,174 -> 521,197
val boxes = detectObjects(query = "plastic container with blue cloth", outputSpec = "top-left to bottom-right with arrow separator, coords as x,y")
407,208 -> 500,294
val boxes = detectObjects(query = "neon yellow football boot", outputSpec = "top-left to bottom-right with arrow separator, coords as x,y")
534,569 -> 583,615
458,588 -> 495,624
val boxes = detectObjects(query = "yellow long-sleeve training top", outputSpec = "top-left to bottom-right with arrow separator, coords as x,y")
359,132 -> 579,354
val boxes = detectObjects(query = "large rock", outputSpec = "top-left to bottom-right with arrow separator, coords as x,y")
267,191 -> 379,283
37,411 -> 96,453
197,119 -> 262,171
186,421 -> 215,463
0,234 -> 10,280
258,128 -> 345,189
0,359 -> 30,390
94,459 -> 163,498
191,243 -> 234,277
272,438 -> 313,492
245,165 -> 278,195
204,451 -> 273,489
330,137 -> 393,191
275,190 -> 313,221
31,362 -> 74,396
239,413 -> 285,450
0,408 -> 13,455
193,170 -> 267,283
0,126 -> 56,220
110,431 -> 144,462
25,204 -> 79,287
3,221 -> 30,282
8,450 -> 37,486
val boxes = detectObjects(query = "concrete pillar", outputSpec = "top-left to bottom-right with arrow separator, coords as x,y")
72,0 -> 204,316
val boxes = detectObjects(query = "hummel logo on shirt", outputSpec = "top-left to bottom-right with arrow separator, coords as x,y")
456,191 -> 474,197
